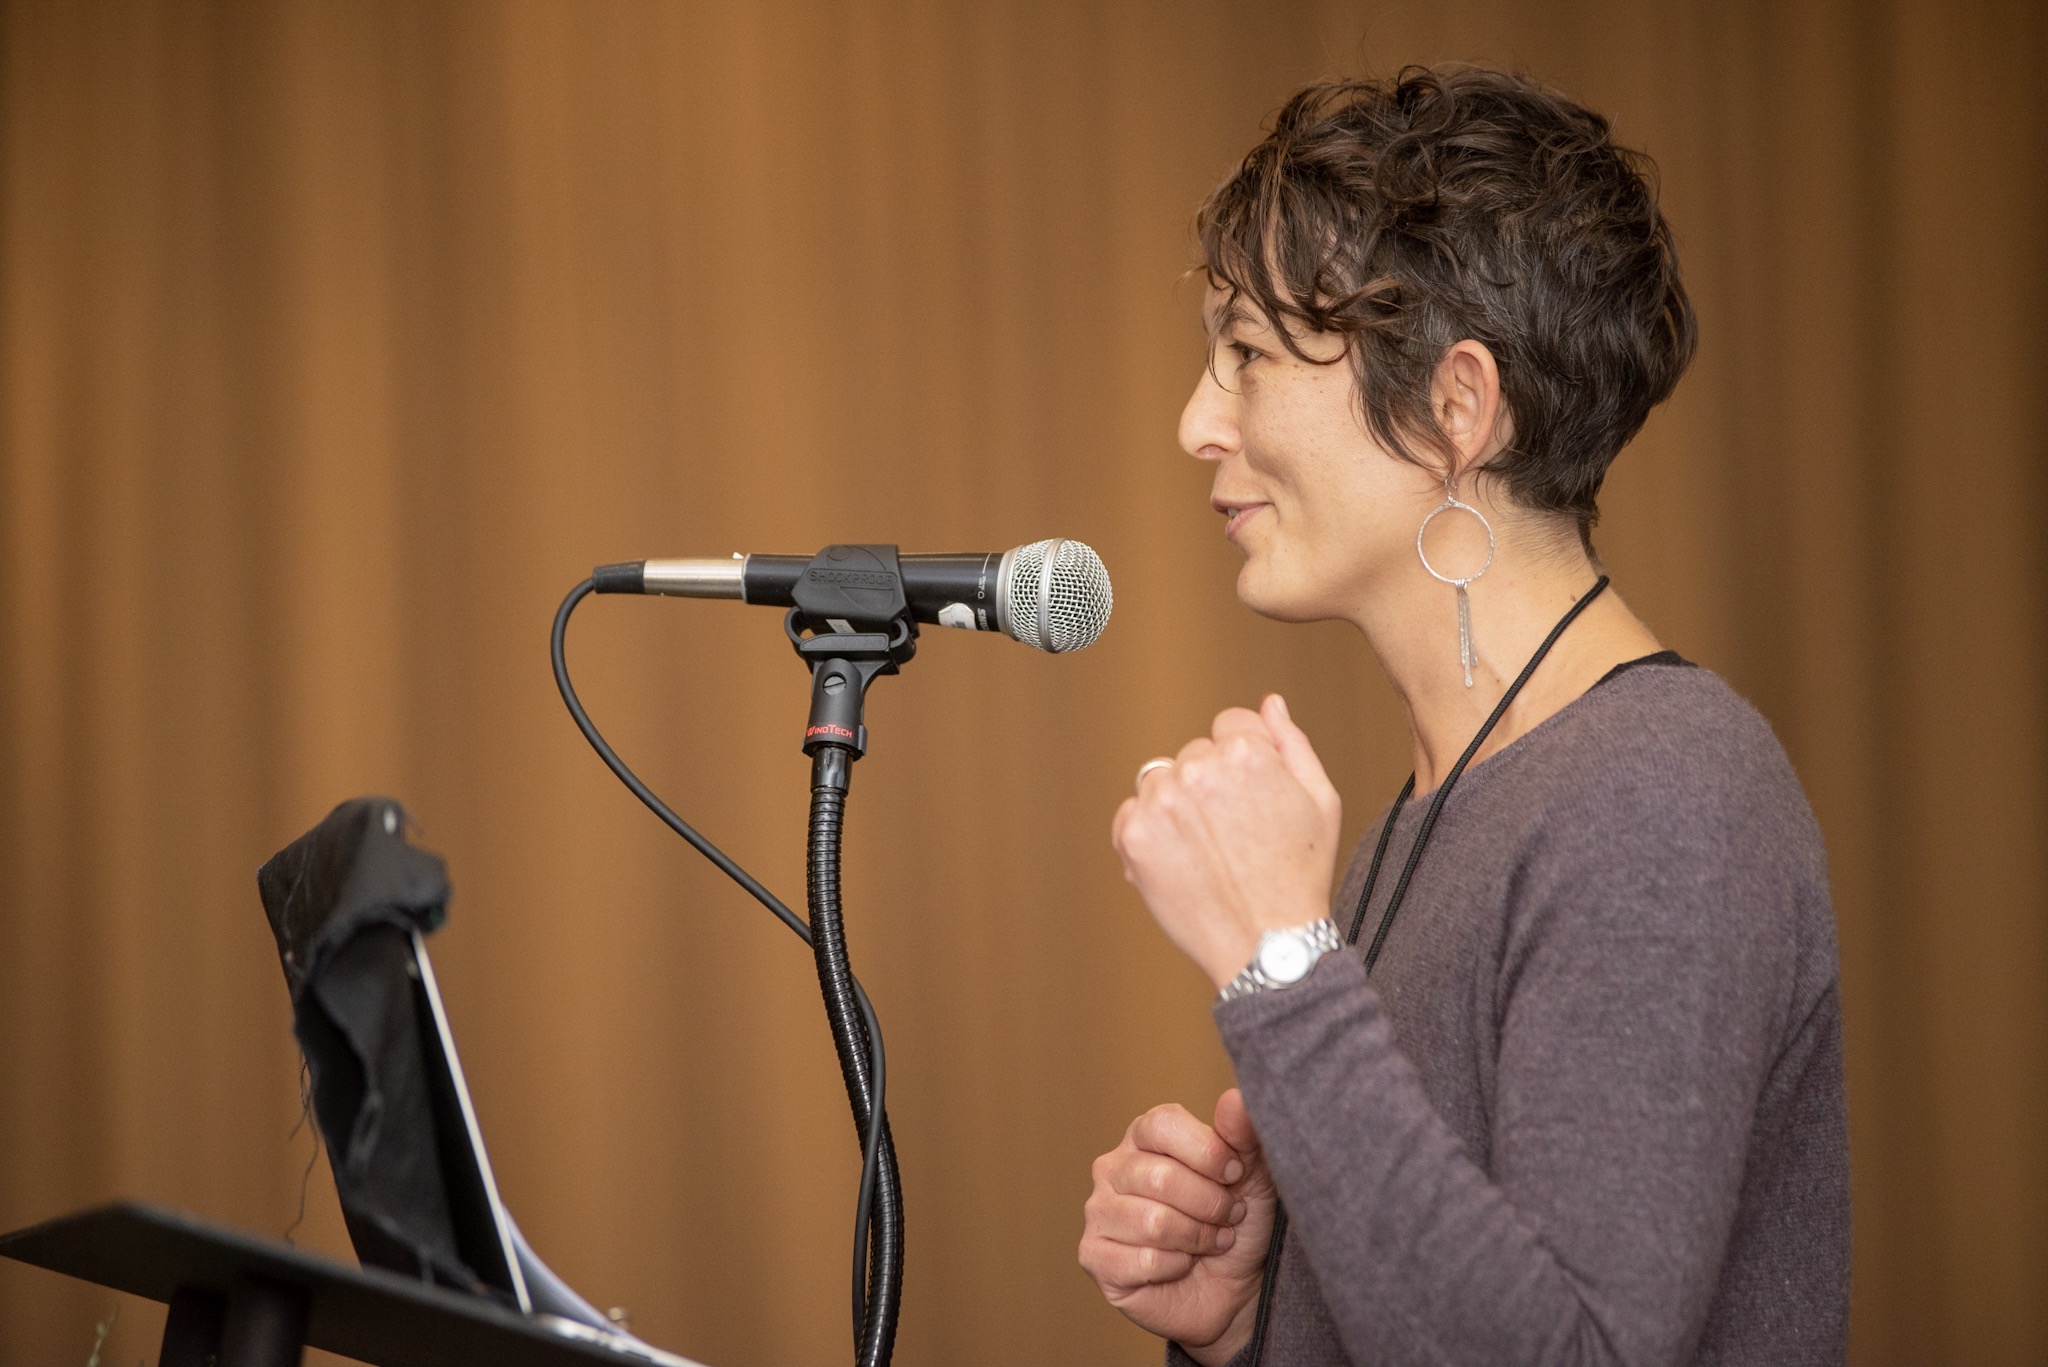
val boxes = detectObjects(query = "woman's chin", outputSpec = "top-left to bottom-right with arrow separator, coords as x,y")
1234,563 -> 1330,624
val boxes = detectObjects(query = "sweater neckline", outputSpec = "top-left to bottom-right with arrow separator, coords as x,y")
1397,650 -> 1695,812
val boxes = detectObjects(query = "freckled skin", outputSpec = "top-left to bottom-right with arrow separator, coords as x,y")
1181,291 -> 1450,626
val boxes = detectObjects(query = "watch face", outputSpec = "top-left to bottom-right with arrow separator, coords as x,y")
1258,931 -> 1313,984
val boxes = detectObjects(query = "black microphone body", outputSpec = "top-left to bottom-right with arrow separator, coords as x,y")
742,551 -> 1005,631
593,540 -> 1112,653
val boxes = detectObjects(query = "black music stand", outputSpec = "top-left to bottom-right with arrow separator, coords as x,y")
0,1201 -> 705,1367
2,797 -> 709,1367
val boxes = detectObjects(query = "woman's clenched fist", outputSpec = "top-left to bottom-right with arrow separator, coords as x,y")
1112,694 -> 1342,988
1079,1089 -> 1278,1366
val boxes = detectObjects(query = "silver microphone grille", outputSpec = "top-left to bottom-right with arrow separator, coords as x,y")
1001,538 -> 1113,652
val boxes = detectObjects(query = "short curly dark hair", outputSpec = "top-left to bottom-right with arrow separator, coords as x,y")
1198,68 -> 1697,542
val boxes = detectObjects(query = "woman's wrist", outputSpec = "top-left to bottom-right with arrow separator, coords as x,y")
1177,1291 -> 1260,1367
1200,897 -> 1332,989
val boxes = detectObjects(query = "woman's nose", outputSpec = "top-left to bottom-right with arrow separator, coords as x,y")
1179,366 -> 1239,463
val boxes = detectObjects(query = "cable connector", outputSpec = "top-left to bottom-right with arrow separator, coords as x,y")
591,561 -> 646,594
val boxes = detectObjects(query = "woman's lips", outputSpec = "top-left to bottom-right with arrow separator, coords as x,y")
1221,503 -> 1268,541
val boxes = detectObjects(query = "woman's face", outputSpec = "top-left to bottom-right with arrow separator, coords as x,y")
1179,286 -> 1446,624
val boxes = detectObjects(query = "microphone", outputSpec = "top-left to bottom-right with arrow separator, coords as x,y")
591,538 -> 1113,653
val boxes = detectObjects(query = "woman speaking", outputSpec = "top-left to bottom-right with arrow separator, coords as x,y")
1078,69 -> 1849,1366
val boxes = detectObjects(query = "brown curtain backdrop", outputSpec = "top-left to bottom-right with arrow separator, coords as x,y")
3,2 -> 2043,1363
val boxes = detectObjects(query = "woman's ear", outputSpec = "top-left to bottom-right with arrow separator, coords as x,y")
1433,340 -> 1508,482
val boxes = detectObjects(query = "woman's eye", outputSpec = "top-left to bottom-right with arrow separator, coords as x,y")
1230,342 -> 1261,366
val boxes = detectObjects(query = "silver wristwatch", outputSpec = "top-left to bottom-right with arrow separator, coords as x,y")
1219,919 -> 1344,1002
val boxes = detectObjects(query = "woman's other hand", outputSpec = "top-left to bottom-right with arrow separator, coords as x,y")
1080,1089 -> 1277,1364
1113,694 -> 1342,988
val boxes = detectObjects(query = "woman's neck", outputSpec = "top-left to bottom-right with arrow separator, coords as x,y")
1352,527 -> 1662,793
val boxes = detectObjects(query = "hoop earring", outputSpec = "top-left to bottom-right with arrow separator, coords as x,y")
1416,486 -> 1496,688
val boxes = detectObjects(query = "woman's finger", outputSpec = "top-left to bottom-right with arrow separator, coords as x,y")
1086,1191 -> 1237,1255
1107,1150 -> 1241,1226
1211,1088 -> 1263,1162
1260,693 -> 1341,813
1209,706 -> 1271,746
1079,1235 -> 1197,1290
1129,1104 -> 1244,1184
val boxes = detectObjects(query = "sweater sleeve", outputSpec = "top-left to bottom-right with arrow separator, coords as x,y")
1165,1339 -> 1252,1367
1214,782 -> 1797,1367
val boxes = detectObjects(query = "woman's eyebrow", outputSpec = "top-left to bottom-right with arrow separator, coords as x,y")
1204,297 -> 1257,338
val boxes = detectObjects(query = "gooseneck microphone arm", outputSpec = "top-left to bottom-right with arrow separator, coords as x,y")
803,696 -> 904,1367
777,552 -> 923,1367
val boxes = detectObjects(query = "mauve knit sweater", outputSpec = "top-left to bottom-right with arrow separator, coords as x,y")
1169,660 -> 1849,1367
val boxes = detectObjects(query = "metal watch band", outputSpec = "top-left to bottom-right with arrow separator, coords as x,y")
1218,918 -> 1344,1002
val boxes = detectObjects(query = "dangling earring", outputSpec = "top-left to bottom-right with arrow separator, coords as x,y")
1416,482 -> 1496,688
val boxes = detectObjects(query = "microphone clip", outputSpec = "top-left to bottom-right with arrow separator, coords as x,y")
785,545 -> 921,762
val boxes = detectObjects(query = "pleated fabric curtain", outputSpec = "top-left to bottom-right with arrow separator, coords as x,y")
1,3 -> 2043,1363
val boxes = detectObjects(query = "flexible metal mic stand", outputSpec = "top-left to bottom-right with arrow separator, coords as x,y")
777,545 -> 925,1367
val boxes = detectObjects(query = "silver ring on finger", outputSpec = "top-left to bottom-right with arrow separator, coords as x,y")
1134,757 -> 1174,796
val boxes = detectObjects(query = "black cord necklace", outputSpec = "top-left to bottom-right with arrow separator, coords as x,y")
1241,574 -> 1612,1366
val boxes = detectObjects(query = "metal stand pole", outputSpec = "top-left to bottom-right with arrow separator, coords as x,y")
158,1276 -> 309,1367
